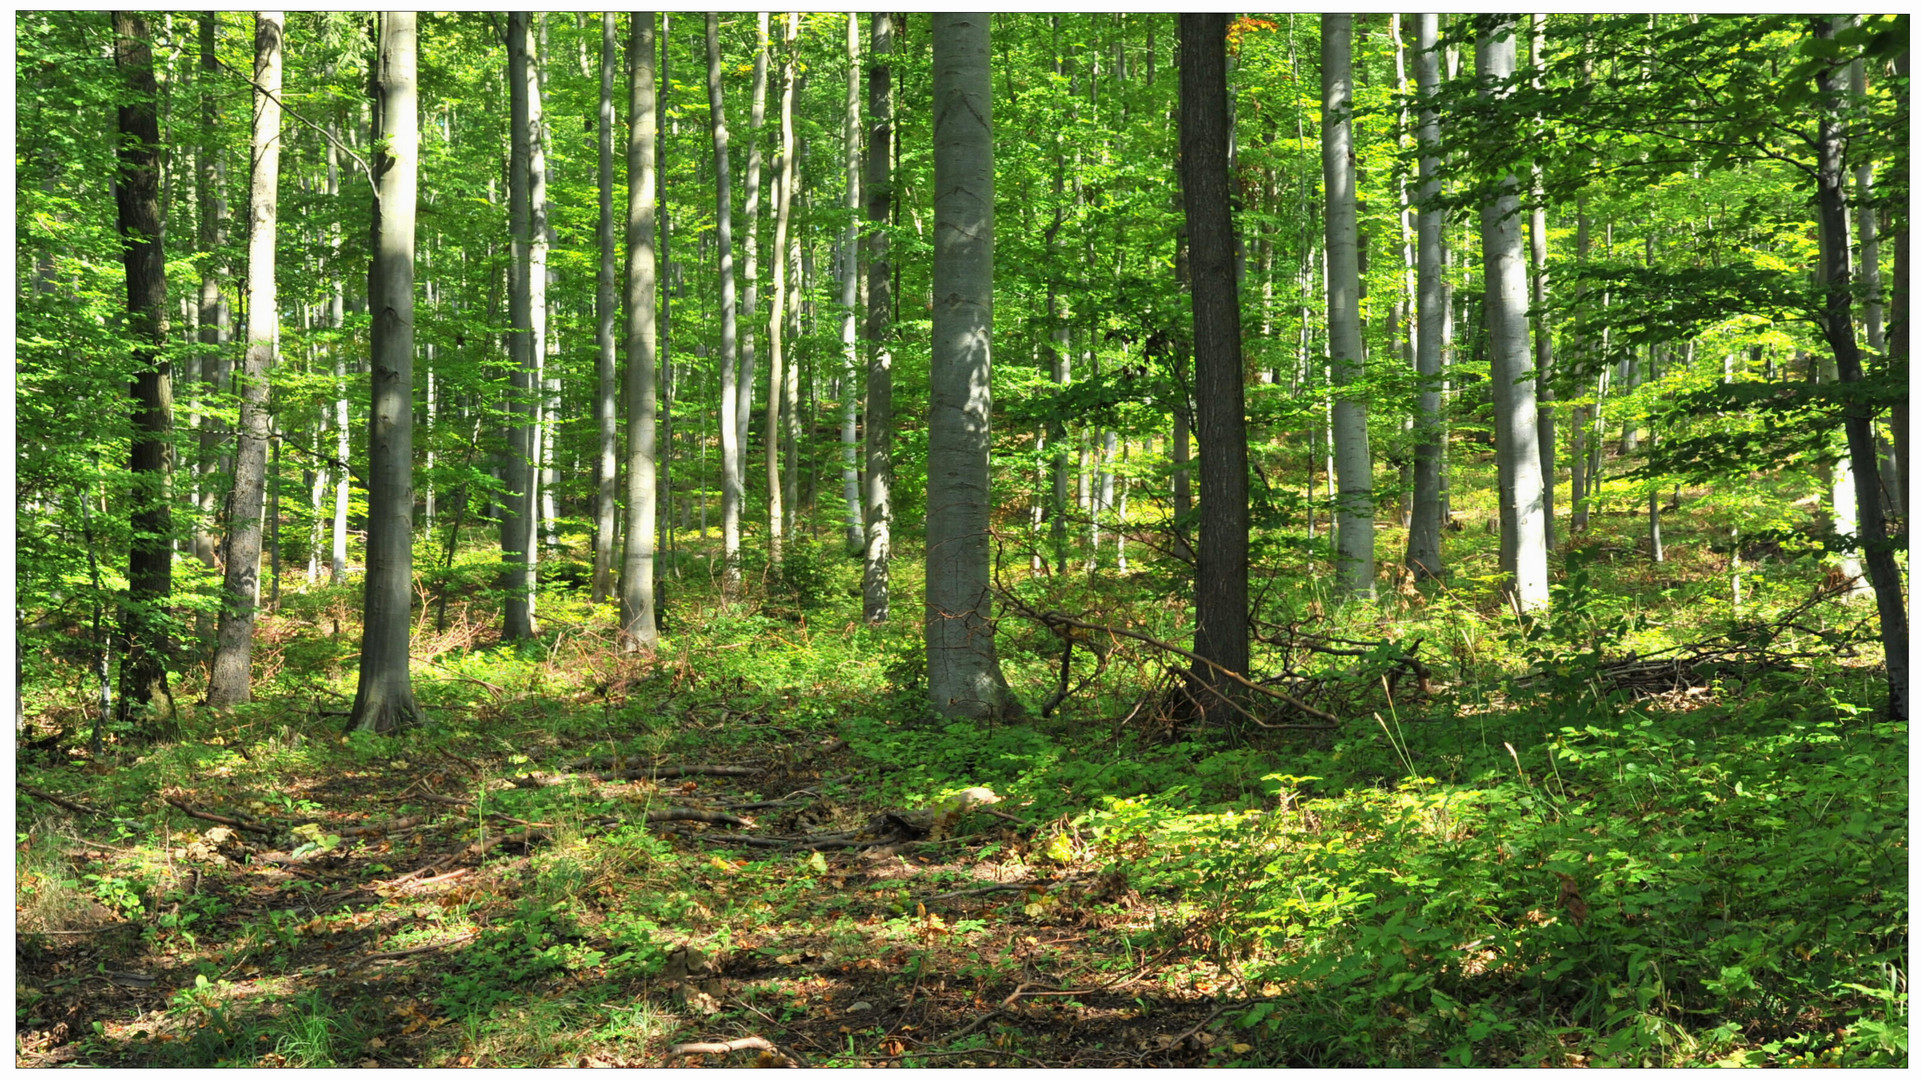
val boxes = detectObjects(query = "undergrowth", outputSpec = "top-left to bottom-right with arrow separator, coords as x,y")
15,474 -> 1907,1068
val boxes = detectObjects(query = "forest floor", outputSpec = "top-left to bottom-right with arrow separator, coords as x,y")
14,469 -> 1910,1067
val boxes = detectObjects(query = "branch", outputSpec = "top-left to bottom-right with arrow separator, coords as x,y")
19,785 -> 99,817
163,797 -> 275,836
999,593 -> 1340,726
216,55 -> 375,189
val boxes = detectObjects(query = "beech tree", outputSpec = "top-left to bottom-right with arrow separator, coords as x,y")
926,12 -> 1012,719
591,11 -> 617,603
705,12 -> 744,594
862,11 -> 894,624
207,11 -> 284,708
1405,12 -> 1446,580
620,11 -> 659,651
767,13 -> 799,569
839,12 -> 863,554
500,11 -> 541,641
1477,16 -> 1549,612
192,13 -> 229,582
1321,14 -> 1373,598
348,10 -> 421,733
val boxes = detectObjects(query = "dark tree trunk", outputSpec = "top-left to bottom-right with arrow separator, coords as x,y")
1178,13 -> 1251,694
348,11 -> 422,734
1814,20 -> 1907,722
113,10 -> 176,731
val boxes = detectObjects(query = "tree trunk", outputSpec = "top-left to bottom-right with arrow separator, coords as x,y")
327,120 -> 351,583
1893,51 -> 1910,523
705,13 -> 743,596
927,12 -> 1012,720
1529,14 -> 1556,552
193,13 -> 228,583
738,14 -> 768,505
530,18 -> 554,583
1320,15 -> 1374,598
1814,19 -> 1907,721
767,15 -> 798,568
1477,19 -> 1550,612
1405,12 -> 1445,580
207,12 -> 284,708
1852,46 -> 1901,523
620,12 -> 659,650
782,132 -> 803,540
500,12 -> 538,641
348,10 -> 421,734
862,12 -> 894,624
840,13 -> 864,554
1180,13 -> 1252,693
591,12 -> 618,603
113,10 -> 176,730
1569,194 -> 1592,532
656,15 -> 674,567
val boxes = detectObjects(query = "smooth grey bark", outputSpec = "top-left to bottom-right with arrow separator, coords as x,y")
348,11 -> 421,734
840,12 -> 864,553
592,12 -> 618,602
926,12 -> 1012,719
1180,12 -> 1252,690
1814,19 -> 1906,721
767,14 -> 798,568
194,13 -> 228,578
1529,13 -> 1556,552
862,11 -> 894,623
1405,12 -> 1445,580
113,10 -> 176,728
706,13 -> 743,595
500,12 -> 538,642
1569,193 -> 1592,532
207,11 -> 284,709
739,13 -> 769,494
1321,14 -> 1374,598
327,117 -> 350,582
530,17 -> 555,575
656,16 -> 674,565
1478,19 -> 1550,612
620,12 -> 659,650
779,48 -> 802,544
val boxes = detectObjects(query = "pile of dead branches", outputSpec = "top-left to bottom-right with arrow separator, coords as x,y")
1514,587 -> 1875,703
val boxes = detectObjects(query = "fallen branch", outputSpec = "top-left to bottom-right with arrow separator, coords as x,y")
511,763 -> 761,789
343,931 -> 477,970
339,814 -> 428,838
20,785 -> 99,817
611,763 -> 762,780
643,807 -> 754,828
163,798 -> 275,836
666,1036 -> 797,1066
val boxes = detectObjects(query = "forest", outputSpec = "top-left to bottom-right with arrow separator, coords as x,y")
13,11 -> 1909,1068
